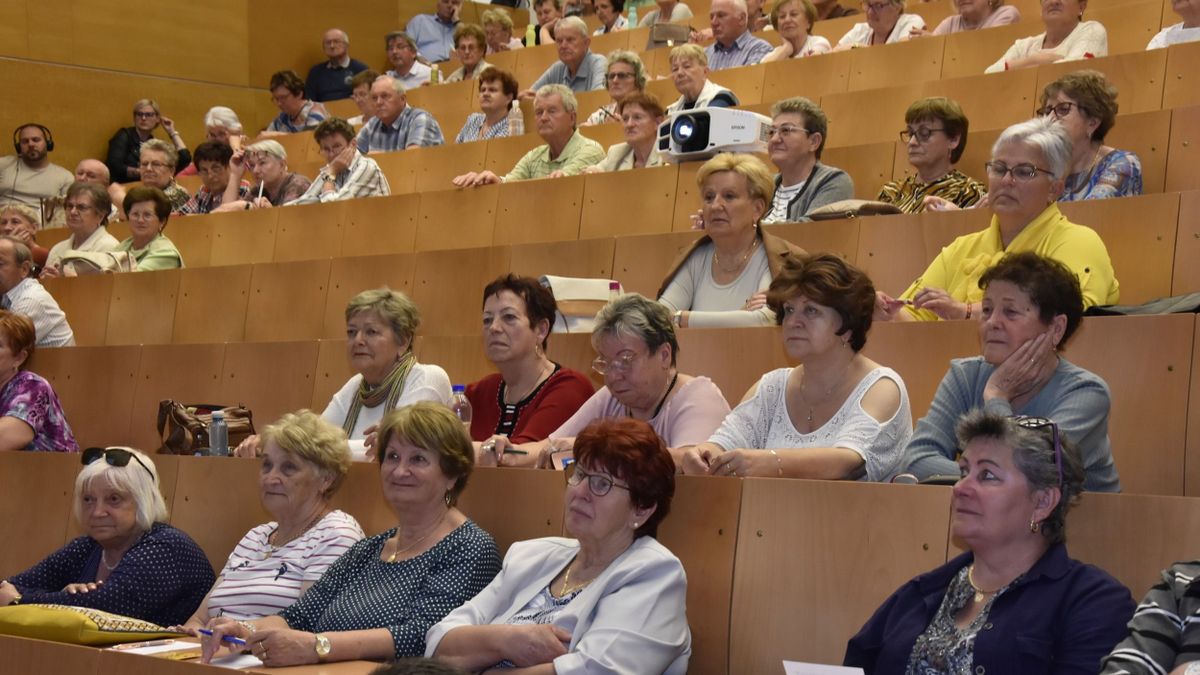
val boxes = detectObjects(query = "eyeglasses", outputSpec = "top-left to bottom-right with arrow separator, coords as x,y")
139,160 -> 169,171
862,1 -> 893,11
134,111 -> 159,119
591,351 -> 640,375
984,161 -> 1055,182
82,447 -> 155,481
62,202 -> 96,214
606,71 -> 635,81
767,124 -> 810,138
1035,101 -> 1086,119
567,465 -> 631,497
899,127 -> 946,143
1013,416 -> 1063,486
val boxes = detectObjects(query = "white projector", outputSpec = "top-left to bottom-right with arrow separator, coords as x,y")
658,107 -> 772,162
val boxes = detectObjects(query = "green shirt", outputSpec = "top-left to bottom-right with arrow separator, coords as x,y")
504,130 -> 605,182
116,233 -> 183,271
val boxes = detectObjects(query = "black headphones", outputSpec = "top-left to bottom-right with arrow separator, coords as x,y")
12,123 -> 55,154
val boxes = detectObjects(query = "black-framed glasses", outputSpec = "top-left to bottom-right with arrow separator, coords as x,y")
82,447 -> 155,481
567,465 -> 631,497
984,161 -> 1055,182
1013,416 -> 1063,486
1035,101 -> 1086,119
899,127 -> 945,143
133,111 -> 159,119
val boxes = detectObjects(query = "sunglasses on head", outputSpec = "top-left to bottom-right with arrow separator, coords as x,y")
1013,416 -> 1062,486
82,447 -> 155,481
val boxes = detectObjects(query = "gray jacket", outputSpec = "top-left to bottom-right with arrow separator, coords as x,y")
774,162 -> 855,222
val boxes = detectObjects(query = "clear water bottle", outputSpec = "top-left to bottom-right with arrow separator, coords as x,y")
450,385 -> 472,434
628,3 -> 637,27
508,103 -> 524,136
209,410 -> 229,457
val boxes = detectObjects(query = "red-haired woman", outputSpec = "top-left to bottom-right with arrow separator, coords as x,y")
0,310 -> 77,451
427,417 -> 691,674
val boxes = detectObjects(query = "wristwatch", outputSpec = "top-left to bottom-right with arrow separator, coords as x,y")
314,633 -> 332,661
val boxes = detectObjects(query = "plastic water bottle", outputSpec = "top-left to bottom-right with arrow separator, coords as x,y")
450,385 -> 472,434
628,4 -> 637,28
209,410 -> 229,457
525,23 -> 537,46
608,281 -> 620,302
508,103 -> 524,136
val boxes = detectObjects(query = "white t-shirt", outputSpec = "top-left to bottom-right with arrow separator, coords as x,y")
985,20 -> 1108,73
765,181 -> 806,224
321,362 -> 453,452
837,14 -> 925,47
1147,22 -> 1200,49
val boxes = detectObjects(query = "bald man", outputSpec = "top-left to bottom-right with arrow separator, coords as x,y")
305,28 -> 369,102
74,159 -> 123,221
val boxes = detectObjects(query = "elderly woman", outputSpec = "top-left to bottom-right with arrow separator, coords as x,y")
1148,0 -> 1200,48
136,139 -> 191,212
202,403 -> 501,666
178,141 -> 252,215
348,70 -> 381,126
428,417 -> 690,673
42,182 -> 119,278
0,204 -> 49,268
446,24 -> 493,83
901,252 -> 1120,491
179,107 -> 246,177
0,447 -> 213,625
482,9 -> 525,53
583,93 -> 666,173
582,51 -> 646,126
488,294 -> 731,468
665,44 -> 738,114
683,254 -> 912,481
593,0 -> 629,33
456,69 -> 520,144
105,98 -> 191,184
876,117 -> 1119,322
844,411 -> 1134,672
0,311 -> 76,451
468,275 -> 594,446
115,187 -> 183,271
223,140 -> 313,210
639,0 -> 695,25
836,0 -> 924,47
1039,71 -> 1142,201
763,0 -> 833,61
658,154 -> 808,329
932,0 -> 1020,34
177,411 -> 363,630
985,0 -> 1107,72
879,97 -> 985,213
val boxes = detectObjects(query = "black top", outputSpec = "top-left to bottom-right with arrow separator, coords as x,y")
105,127 -> 192,184
305,58 -> 370,102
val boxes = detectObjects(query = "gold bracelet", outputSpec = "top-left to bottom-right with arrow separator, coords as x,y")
769,449 -> 784,477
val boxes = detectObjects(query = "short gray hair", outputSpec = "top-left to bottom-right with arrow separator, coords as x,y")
992,117 -> 1073,180
374,74 -> 406,96
536,84 -> 578,114
557,15 -> 589,39
606,50 -> 647,89
73,448 -> 169,533
246,139 -> 288,162
0,235 -> 33,269
955,410 -> 1084,546
345,288 -> 421,347
140,138 -> 179,169
385,31 -> 417,51
203,106 -> 244,133
591,294 -> 679,366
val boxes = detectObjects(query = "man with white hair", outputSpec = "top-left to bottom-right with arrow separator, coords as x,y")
452,84 -> 603,186
520,17 -> 606,100
305,29 -> 370,102
406,0 -> 463,62
385,31 -> 434,90
0,237 -> 74,348
355,76 -> 445,154
705,0 -> 773,69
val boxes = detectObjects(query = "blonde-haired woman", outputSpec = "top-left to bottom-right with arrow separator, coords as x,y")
658,153 -> 807,328
0,203 -> 49,268
763,0 -> 833,61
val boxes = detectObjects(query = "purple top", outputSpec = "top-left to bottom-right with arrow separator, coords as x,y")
2,370 -> 78,452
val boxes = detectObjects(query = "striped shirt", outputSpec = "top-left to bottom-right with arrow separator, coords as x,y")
1101,561 -> 1200,674
206,510 -> 364,621
877,169 -> 985,214
355,106 -> 445,154
286,152 -> 390,205
267,100 -> 329,134
455,113 -> 511,144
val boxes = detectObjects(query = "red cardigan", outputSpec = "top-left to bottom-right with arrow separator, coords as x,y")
465,366 -> 596,443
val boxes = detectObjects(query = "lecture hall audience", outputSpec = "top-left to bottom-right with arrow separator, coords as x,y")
355,76 -> 446,154
305,29 -> 369,103
0,310 -> 75,448
264,70 -> 329,135
900,252 -> 1122,492
836,0 -> 925,47
878,97 -> 985,213
445,24 -> 493,83
845,411 -> 1134,673
985,0 -> 1107,72
762,0 -> 833,61
762,97 -> 855,223
522,17 -> 607,99
202,403 -> 501,666
0,124 -> 73,214
289,119 -> 391,204
428,417 -> 691,673
665,44 -> 740,114
116,187 -> 184,271
704,0 -> 774,69
0,447 -> 213,625
385,32 -> 435,90
104,101 -> 191,183
581,50 -> 646,127
455,69 -> 520,143
582,92 -> 667,172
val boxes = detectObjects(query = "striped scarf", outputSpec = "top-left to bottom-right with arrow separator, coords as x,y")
342,350 -> 415,436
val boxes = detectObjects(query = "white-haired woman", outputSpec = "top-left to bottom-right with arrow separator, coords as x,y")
0,203 -> 49,268
836,0 -> 924,47
583,51 -> 646,126
0,447 -> 214,626
665,44 -> 738,114
178,106 -> 246,177
217,140 -> 313,211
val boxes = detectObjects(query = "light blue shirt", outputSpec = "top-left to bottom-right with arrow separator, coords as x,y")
705,30 -> 773,70
405,14 -> 459,62
531,51 -> 607,93
355,105 -> 445,153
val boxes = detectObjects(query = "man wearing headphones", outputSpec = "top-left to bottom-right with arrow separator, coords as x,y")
0,124 -> 74,218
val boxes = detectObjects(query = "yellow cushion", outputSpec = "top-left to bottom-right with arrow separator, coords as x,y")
0,604 -> 181,645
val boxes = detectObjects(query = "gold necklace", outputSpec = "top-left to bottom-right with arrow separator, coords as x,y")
267,509 -> 327,558
559,558 -> 593,596
713,237 -> 759,274
967,565 -> 1000,604
386,510 -> 449,563
798,357 -> 854,432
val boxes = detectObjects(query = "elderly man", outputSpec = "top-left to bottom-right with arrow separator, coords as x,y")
452,84 -> 603,186
0,237 -> 73,347
288,119 -> 389,205
264,71 -> 329,135
385,32 -> 434,90
705,0 -> 773,69
73,159 -> 123,221
305,29 -> 370,102
762,97 -> 855,223
406,0 -> 463,62
177,142 -> 252,215
355,76 -> 445,154
520,17 -> 606,100
0,124 -> 73,214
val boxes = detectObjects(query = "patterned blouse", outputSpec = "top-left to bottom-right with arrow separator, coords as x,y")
1060,149 -> 1143,202
1,370 -> 77,451
495,584 -> 586,668
878,169 -> 986,214
456,113 -> 512,144
906,567 -> 1019,674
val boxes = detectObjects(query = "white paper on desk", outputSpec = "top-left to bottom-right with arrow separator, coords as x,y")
107,639 -> 196,655
208,653 -> 265,669
782,662 -> 865,675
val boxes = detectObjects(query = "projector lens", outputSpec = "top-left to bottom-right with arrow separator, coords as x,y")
672,116 -> 696,143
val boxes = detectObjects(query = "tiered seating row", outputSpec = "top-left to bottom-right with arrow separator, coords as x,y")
3,454 -> 1200,674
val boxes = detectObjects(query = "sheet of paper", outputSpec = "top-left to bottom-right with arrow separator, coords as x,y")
782,662 -> 865,675
107,639 -> 196,655
208,653 -> 265,669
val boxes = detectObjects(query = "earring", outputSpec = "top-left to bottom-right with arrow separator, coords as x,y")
632,522 -> 640,529
1029,518 -> 1040,533
444,491 -> 452,507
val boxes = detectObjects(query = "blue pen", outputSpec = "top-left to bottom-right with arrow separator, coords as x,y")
196,628 -> 248,646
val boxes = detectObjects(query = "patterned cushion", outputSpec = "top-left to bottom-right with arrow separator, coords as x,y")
0,604 -> 181,645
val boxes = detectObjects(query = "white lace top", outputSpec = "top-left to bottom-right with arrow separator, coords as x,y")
707,366 -> 912,481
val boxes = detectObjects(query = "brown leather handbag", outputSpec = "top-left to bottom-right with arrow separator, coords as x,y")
156,401 -> 256,455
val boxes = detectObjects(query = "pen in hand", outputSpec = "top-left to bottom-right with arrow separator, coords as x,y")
196,628 -> 248,646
